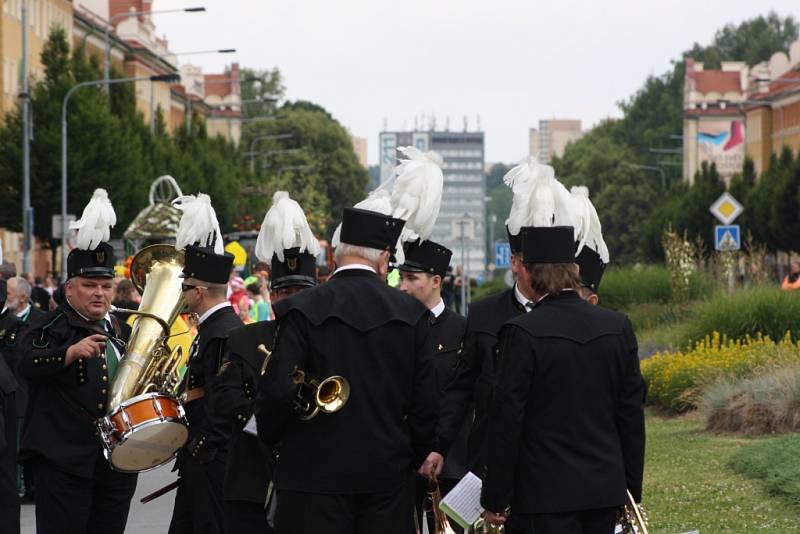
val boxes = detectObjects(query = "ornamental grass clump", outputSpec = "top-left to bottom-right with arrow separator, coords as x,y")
641,332 -> 800,412
701,363 -> 800,435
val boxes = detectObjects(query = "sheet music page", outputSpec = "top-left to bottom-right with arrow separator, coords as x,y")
243,415 -> 258,436
438,471 -> 484,528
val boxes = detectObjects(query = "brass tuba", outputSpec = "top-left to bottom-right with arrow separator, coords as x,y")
107,244 -> 187,408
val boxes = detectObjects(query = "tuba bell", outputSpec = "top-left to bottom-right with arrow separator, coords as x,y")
98,244 -> 189,472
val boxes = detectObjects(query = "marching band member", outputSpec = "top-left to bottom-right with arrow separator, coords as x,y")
0,241 -> 20,534
397,239 -> 467,534
18,190 -> 138,534
480,174 -> 645,533
168,194 -> 242,534
256,204 -> 438,534
213,191 -> 320,533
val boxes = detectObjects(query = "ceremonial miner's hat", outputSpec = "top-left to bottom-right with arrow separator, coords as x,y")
522,226 -> 576,264
67,188 -> 117,279
173,193 -> 233,284
254,191 -> 320,290
575,246 -> 606,292
332,146 -> 444,266
399,239 -> 452,278
340,207 -> 405,254
270,248 -> 317,290
569,186 -> 610,292
507,225 -> 525,255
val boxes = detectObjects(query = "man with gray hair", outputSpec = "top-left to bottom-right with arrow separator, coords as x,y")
1,276 -> 44,500
257,207 -> 438,534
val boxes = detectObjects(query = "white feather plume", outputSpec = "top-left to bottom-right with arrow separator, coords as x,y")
390,146 -> 444,243
505,156 -> 575,236
255,191 -> 320,263
570,186 -> 609,263
70,188 -> 117,250
172,193 -> 224,255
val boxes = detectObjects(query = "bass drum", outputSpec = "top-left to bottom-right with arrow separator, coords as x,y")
99,392 -> 188,472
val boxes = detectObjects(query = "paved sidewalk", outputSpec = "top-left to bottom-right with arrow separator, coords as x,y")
21,462 -> 177,534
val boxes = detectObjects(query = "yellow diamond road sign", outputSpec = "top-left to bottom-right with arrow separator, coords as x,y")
710,192 -> 743,225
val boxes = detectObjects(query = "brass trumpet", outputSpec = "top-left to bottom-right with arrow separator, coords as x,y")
290,366 -> 350,420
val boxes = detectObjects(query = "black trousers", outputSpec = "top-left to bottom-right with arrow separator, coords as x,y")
168,454 -> 226,534
31,453 -> 138,534
274,476 -> 414,534
515,507 -> 617,534
413,477 -> 462,534
0,392 -> 19,534
224,499 -> 272,533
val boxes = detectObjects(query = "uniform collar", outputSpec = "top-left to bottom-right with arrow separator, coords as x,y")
430,299 -> 445,318
514,283 -> 533,310
17,304 -> 31,320
333,263 -> 377,276
199,301 -> 232,325
66,300 -> 112,328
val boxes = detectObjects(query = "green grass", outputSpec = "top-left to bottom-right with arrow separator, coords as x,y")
645,412 -> 800,532
730,433 -> 800,507
680,287 -> 800,345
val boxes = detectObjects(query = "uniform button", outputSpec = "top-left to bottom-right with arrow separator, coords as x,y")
102,364 -> 107,370
102,376 -> 108,382
97,403 -> 104,409
102,389 -> 107,394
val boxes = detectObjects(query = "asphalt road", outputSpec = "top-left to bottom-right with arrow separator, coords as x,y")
20,461 -> 177,534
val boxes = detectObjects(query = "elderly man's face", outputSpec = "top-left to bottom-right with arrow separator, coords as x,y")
65,277 -> 113,321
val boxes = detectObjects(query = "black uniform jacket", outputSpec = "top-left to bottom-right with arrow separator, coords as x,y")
256,268 -> 438,494
481,291 -> 646,515
213,320 -> 276,503
17,304 -> 131,478
178,304 -> 242,464
436,287 -> 525,474
1,306 -> 44,416
429,306 -> 468,481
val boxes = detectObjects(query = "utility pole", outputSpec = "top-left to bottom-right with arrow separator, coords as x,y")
21,1 -> 33,274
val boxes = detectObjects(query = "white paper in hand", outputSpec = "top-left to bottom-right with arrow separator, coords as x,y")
438,471 -> 484,529
243,415 -> 258,436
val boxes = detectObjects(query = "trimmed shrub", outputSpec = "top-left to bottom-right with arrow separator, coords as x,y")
701,363 -> 800,434
681,287 -> 800,344
641,332 -> 800,412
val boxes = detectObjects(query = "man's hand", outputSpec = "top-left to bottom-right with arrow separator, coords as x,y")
65,334 -> 107,366
417,451 -> 444,480
484,510 -> 507,526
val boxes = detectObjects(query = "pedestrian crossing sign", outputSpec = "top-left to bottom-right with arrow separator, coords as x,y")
714,225 -> 741,251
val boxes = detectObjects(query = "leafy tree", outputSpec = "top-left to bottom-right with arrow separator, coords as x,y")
486,162 -> 511,190
240,67 -> 284,119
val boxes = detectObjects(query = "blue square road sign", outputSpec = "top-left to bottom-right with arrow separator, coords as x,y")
495,243 -> 511,269
714,225 -> 741,251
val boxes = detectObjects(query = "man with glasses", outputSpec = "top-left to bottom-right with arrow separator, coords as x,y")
169,243 -> 242,534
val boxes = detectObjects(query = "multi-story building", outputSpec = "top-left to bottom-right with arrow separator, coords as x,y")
1,0 -> 73,120
379,129 -> 486,276
181,62 -> 242,145
351,135 -> 368,168
529,119 -> 584,163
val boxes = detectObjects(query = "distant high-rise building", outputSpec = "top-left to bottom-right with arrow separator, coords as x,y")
529,119 -> 584,162
351,135 -> 368,168
379,129 -> 486,276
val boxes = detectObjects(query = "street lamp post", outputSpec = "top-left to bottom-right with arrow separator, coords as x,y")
103,7 -> 205,87
625,163 -> 666,189
186,76 -> 261,135
248,134 -> 293,172
61,74 -> 179,280
21,3 -> 32,274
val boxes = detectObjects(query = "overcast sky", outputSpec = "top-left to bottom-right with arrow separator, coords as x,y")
154,1 -> 798,165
